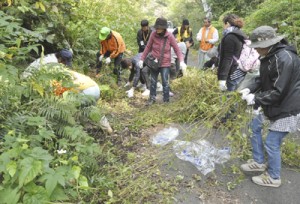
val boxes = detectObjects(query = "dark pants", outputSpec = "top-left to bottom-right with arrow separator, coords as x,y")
141,66 -> 151,89
149,67 -> 170,102
184,48 -> 189,64
96,52 -> 123,83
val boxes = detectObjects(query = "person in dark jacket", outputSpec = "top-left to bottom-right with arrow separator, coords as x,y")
120,53 -> 147,98
239,26 -> 300,187
137,20 -> 152,53
172,19 -> 194,63
218,14 -> 247,91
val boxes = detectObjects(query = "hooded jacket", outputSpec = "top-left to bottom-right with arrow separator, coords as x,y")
218,28 -> 247,80
248,43 -> 300,120
100,31 -> 126,59
141,31 -> 184,68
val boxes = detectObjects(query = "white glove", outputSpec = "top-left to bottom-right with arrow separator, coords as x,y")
243,93 -> 255,105
239,88 -> 250,99
218,80 -> 227,91
253,107 -> 262,115
105,57 -> 111,64
126,87 -> 134,98
124,81 -> 131,88
180,62 -> 187,76
99,55 -> 104,61
138,60 -> 144,69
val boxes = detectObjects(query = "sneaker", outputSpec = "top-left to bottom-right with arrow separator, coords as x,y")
142,89 -> 150,96
252,172 -> 281,187
169,91 -> 174,97
240,159 -> 266,172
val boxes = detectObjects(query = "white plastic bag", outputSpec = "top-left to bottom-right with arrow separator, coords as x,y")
151,127 -> 179,146
100,116 -> 113,134
173,140 -> 230,175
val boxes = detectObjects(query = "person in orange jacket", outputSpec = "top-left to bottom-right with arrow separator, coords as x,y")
96,27 -> 126,84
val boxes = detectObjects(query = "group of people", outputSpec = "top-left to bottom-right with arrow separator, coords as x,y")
205,14 -> 300,188
111,17 -> 191,102
25,13 -> 300,188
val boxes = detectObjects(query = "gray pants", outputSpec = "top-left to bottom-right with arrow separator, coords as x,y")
198,50 -> 210,69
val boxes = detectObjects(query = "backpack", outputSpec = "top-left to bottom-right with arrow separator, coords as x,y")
234,40 -> 260,72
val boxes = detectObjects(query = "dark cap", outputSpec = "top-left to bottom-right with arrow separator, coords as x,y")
58,49 -> 73,67
182,19 -> 189,26
154,17 -> 168,29
141,19 -> 149,27
249,26 -> 285,48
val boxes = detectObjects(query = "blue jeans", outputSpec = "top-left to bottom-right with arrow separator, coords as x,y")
250,114 -> 288,179
149,67 -> 170,102
227,76 -> 245,91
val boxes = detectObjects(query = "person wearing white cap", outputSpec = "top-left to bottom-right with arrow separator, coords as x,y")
239,25 -> 300,187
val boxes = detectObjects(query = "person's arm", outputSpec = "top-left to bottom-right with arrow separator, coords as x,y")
217,35 -> 236,80
196,28 -> 203,41
100,41 -> 106,56
255,54 -> 294,106
136,30 -> 144,51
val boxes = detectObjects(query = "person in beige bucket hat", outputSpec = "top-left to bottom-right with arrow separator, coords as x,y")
239,25 -> 300,187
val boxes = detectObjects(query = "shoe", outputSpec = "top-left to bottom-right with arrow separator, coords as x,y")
252,172 -> 281,187
146,100 -> 155,106
142,89 -> 150,96
169,91 -> 174,97
240,159 -> 267,172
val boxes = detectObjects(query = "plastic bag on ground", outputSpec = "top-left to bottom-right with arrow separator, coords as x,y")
173,140 -> 230,175
100,116 -> 113,134
151,127 -> 179,146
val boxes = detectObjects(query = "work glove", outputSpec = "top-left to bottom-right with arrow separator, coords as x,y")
105,57 -> 111,64
243,93 -> 255,105
138,60 -> 144,69
239,88 -> 250,99
218,80 -> 227,91
180,62 -> 187,76
125,87 -> 134,98
253,107 -> 262,116
124,81 -> 131,88
99,55 -> 104,61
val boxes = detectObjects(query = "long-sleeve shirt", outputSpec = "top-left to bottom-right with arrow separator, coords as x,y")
129,53 -> 142,87
141,31 -> 183,67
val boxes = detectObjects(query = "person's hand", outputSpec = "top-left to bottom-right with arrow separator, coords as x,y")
138,60 -> 143,69
218,80 -> 227,91
124,81 -> 131,88
239,88 -> 250,99
99,55 -> 104,61
243,93 -> 255,105
105,57 -> 111,64
180,62 -> 187,76
125,87 -> 134,98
